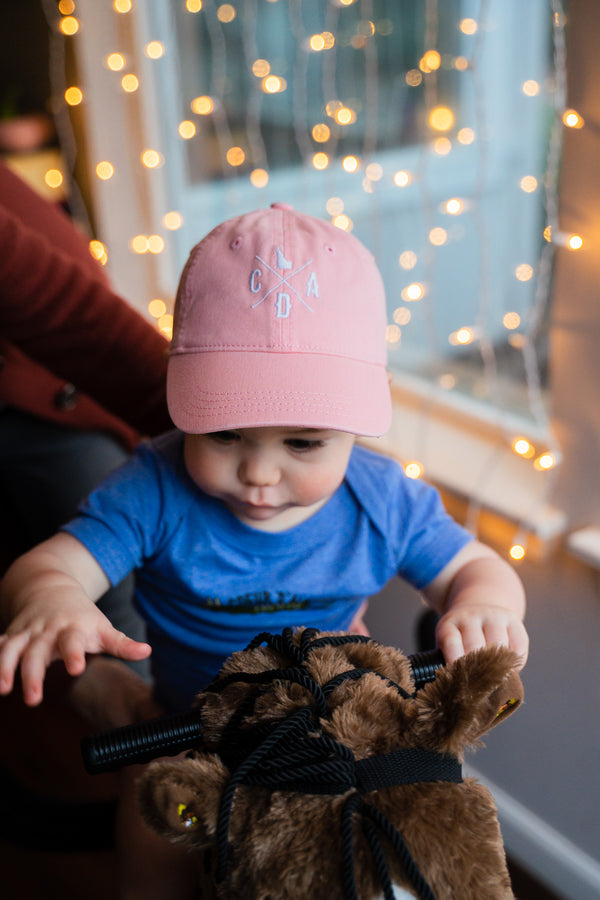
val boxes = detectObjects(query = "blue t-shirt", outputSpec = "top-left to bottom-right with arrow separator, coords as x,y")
63,430 -> 472,710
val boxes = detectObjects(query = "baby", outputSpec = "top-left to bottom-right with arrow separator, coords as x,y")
0,203 -> 527,897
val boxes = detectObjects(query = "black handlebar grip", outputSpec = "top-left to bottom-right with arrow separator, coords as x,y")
81,708 -> 204,774
81,649 -> 445,774
407,648 -> 445,690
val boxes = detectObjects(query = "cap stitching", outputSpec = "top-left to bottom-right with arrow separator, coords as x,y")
170,345 -> 382,356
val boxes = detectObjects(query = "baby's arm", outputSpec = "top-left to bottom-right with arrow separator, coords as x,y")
422,540 -> 528,668
0,532 -> 151,706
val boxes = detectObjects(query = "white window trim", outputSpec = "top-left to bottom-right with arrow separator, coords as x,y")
566,526 -> 600,570
362,373 -> 566,548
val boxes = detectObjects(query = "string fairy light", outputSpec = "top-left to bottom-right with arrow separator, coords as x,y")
404,461 -> 424,480
64,86 -> 83,106
45,0 -> 574,558
44,168 -> 64,189
89,240 -> 108,266
107,52 -> 126,71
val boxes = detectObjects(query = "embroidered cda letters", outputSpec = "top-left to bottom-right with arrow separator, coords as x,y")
249,246 -> 320,319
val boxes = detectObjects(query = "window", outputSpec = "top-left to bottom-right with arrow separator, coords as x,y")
129,0 -> 554,428
173,2 -> 463,179
73,0 -> 556,433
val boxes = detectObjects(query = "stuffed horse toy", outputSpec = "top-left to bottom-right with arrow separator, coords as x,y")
120,628 -> 523,900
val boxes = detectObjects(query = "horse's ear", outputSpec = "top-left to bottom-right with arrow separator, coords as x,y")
414,646 -> 524,756
137,755 -> 229,848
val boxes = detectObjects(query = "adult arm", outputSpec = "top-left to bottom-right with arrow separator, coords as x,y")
0,162 -> 171,436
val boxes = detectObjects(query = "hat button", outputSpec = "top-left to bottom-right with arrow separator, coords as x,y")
270,202 -> 293,211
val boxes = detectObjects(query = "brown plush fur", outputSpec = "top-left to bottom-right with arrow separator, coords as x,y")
138,631 -> 523,899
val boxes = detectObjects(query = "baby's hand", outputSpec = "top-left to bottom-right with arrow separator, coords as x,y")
348,600 -> 370,636
0,590 -> 151,706
435,602 -> 529,668
422,541 -> 528,669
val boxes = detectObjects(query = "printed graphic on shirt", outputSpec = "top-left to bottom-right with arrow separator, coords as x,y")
249,246 -> 319,319
205,589 -> 309,615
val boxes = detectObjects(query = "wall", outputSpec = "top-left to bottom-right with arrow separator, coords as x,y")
369,2 -> 600,898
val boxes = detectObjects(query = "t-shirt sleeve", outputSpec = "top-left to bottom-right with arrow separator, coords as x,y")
346,446 -> 474,591
390,472 -> 473,589
61,440 -> 178,586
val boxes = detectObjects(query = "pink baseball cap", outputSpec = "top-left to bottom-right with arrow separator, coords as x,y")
167,203 -> 391,436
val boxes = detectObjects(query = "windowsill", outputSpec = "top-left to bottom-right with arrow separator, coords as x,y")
361,374 -> 567,557
566,527 -> 600,570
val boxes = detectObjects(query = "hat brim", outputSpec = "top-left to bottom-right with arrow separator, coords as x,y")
167,350 -> 391,437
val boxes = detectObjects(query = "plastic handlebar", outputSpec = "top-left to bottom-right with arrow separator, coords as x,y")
408,648 -> 445,690
81,708 -> 204,774
81,648 -> 444,774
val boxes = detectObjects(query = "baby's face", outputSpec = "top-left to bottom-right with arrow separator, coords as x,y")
184,426 -> 355,532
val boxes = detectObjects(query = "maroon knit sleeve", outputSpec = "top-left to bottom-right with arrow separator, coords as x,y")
0,163 -> 172,437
